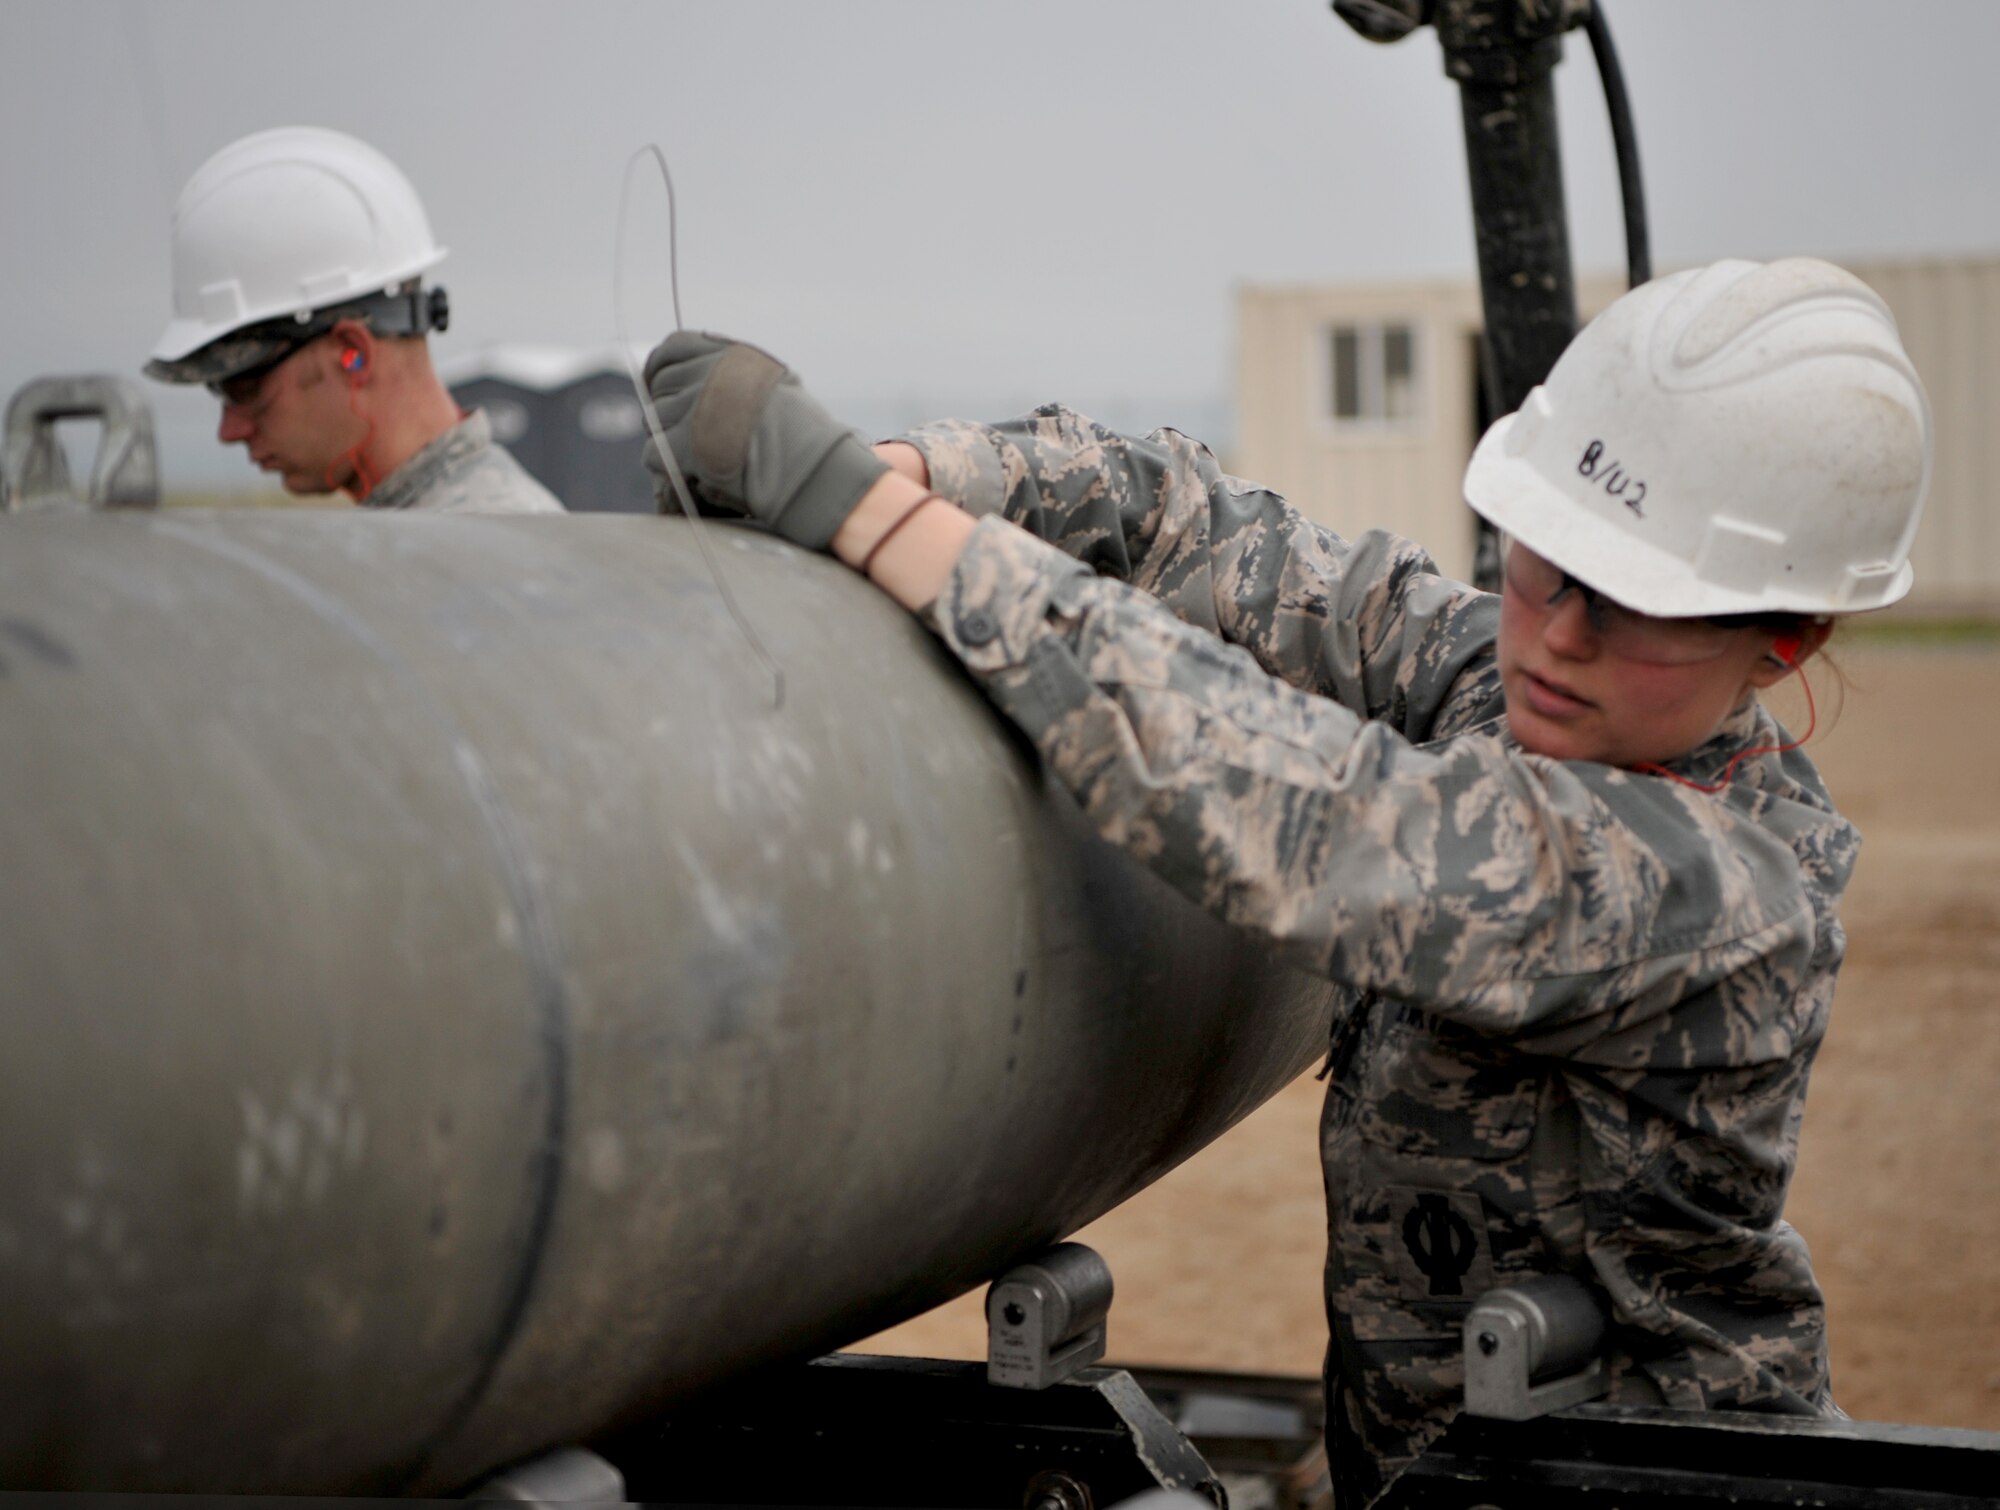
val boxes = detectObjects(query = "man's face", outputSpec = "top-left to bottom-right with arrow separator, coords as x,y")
213,336 -> 363,495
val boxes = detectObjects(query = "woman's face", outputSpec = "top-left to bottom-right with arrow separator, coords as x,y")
1496,543 -> 1798,768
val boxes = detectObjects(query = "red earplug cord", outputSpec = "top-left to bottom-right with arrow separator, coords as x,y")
1632,638 -> 1816,794
326,348 -> 380,501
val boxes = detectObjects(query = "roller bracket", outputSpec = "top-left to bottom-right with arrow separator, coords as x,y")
987,1242 -> 1113,1391
1463,1273 -> 1612,1420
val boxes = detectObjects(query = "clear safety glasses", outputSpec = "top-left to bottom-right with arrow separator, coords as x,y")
206,339 -> 314,412
1501,539 -> 1745,667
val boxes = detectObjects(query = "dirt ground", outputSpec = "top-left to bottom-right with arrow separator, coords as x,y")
858,642 -> 2000,1433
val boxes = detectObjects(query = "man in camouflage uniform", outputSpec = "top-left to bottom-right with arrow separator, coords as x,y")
145,127 -> 562,516
638,258 -> 1929,1507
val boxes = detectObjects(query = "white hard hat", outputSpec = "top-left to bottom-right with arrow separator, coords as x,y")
1464,258 -> 1931,617
148,126 -> 448,380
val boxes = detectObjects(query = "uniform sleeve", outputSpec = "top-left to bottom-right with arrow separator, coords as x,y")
931,515 -> 1819,1056
899,407 -> 1495,744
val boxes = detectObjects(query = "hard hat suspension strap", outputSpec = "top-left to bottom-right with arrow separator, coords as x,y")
357,284 -> 450,339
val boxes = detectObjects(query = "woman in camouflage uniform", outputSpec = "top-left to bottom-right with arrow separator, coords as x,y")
641,258 -> 1931,1506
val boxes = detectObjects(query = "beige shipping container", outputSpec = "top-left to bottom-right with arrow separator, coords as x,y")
1235,257 -> 2000,614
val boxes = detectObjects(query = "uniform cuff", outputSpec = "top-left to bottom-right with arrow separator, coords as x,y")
895,420 -> 1011,520
932,515 -> 1090,673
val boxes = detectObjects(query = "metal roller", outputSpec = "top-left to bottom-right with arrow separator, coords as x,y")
0,510 -> 1334,1493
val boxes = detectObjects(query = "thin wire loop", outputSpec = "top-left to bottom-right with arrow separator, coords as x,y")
614,144 -> 784,709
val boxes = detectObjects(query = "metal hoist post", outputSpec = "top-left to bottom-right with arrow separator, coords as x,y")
1334,0 -> 1589,588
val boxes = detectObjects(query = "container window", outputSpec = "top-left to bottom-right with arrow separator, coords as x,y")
1324,321 -> 1423,430
1332,329 -> 1362,420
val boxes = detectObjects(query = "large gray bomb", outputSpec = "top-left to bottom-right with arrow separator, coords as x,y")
0,512 -> 1333,1493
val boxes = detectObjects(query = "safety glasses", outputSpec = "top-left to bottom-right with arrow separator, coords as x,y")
205,339 -> 314,411
1501,540 -> 1744,666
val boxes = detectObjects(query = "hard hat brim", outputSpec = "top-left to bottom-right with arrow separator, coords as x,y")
144,326 -> 304,386
1463,412 -> 1913,618
152,314 -> 240,367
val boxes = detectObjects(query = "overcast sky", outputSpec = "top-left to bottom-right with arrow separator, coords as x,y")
4,0 -> 1997,490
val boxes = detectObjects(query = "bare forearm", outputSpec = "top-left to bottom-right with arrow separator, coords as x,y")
826,443 -> 977,609
873,440 -> 929,488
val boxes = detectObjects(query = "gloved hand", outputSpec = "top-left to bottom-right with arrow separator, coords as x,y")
641,331 -> 888,551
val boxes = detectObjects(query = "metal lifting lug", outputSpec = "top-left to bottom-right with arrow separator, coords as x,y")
3,376 -> 160,512
986,1242 -> 1114,1391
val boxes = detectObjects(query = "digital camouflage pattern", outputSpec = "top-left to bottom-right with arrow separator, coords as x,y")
900,406 -> 1858,1508
364,409 -> 565,515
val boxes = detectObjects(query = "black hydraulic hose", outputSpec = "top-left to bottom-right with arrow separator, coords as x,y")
1585,2 -> 1651,288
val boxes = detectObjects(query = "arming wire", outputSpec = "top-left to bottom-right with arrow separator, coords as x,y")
614,145 -> 784,710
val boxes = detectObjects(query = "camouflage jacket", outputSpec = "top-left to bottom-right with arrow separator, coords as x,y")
900,407 -> 1857,1508
364,410 -> 565,515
